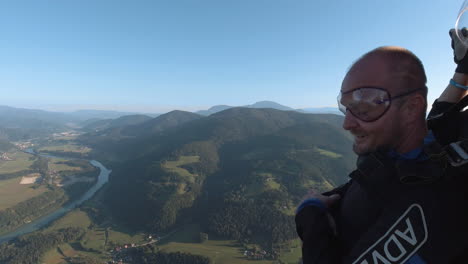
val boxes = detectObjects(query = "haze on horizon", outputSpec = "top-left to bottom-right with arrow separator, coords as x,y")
0,0 -> 462,113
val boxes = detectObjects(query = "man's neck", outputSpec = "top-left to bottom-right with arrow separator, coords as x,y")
393,124 -> 428,155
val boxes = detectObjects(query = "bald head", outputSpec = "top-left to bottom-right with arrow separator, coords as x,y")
348,46 -> 427,97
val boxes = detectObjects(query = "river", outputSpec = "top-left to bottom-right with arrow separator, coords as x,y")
0,155 -> 111,243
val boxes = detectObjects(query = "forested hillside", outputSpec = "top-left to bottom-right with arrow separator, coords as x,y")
90,108 -> 355,249
82,114 -> 152,132
79,110 -> 202,156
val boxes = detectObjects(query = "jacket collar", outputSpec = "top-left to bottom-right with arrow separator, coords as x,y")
350,149 -> 445,191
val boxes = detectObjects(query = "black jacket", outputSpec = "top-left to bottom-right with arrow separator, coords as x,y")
296,101 -> 468,264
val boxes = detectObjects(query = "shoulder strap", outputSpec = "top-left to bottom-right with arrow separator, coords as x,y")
423,139 -> 468,167
427,96 -> 468,159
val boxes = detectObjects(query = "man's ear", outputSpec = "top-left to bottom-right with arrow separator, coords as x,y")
403,94 -> 426,122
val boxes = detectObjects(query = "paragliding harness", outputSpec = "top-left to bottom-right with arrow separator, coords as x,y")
427,95 -> 468,167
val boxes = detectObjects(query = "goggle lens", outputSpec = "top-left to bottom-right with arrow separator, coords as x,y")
337,88 -> 390,122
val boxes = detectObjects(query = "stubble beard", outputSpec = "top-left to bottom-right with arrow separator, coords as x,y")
353,143 -> 371,155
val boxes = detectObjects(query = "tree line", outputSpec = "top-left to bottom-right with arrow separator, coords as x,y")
128,248 -> 211,264
206,189 -> 297,248
0,227 -> 85,264
0,187 -> 67,234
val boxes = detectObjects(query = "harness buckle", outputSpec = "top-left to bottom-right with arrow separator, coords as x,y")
445,140 -> 468,167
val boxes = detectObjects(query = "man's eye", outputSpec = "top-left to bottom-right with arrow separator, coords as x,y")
355,110 -> 369,117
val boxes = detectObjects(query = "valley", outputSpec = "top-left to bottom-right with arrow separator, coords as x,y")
0,105 -> 355,264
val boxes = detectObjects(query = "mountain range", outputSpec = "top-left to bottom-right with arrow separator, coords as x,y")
195,101 -> 340,116
0,102 -> 340,142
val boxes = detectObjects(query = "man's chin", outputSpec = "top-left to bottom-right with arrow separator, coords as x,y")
353,143 -> 372,155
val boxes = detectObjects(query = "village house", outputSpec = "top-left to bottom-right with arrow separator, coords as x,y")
0,153 -> 13,161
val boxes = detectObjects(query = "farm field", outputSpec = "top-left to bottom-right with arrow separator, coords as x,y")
158,223 -> 300,264
161,155 -> 200,179
48,158 -> 82,172
44,210 -> 91,231
0,151 -> 35,174
41,209 -> 301,264
41,242 -> 106,264
158,224 -> 274,264
0,156 -> 95,211
38,143 -> 91,155
42,210 -> 146,264
0,177 -> 48,210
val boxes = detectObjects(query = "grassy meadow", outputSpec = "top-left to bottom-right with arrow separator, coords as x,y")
0,151 -> 47,210
0,151 -> 35,174
162,155 -> 200,179
48,158 -> 82,172
38,143 -> 91,155
158,224 -> 274,264
0,177 -> 48,210
40,209 -> 301,264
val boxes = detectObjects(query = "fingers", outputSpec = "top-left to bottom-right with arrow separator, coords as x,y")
449,29 -> 456,50
449,28 -> 468,62
450,28 -> 468,40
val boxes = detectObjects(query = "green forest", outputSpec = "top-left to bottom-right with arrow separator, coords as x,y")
99,108 -> 355,251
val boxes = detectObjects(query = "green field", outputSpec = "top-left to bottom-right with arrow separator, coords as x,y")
0,154 -> 92,211
0,177 -> 48,210
41,242 -> 107,264
314,147 -> 342,158
304,179 -> 334,193
288,147 -> 342,159
45,209 -> 146,246
42,211 -> 104,264
38,144 -> 91,154
161,240 -> 273,264
41,209 -> 301,264
161,155 -> 200,182
42,210 -> 146,263
159,224 -> 274,264
49,158 -> 82,172
278,239 -> 302,264
0,151 -> 35,174
41,243 -> 81,264
44,210 -> 91,231
82,228 -> 106,251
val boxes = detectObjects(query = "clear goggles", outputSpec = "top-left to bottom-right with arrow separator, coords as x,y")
337,87 -> 422,122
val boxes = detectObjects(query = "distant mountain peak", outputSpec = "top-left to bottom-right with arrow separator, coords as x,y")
247,101 -> 294,111
196,101 -> 295,116
128,110 -> 202,135
165,109 -> 200,115
158,110 -> 202,119
251,100 -> 281,105
196,105 -> 233,116
208,105 -> 232,111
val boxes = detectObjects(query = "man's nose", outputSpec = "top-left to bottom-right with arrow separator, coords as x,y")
342,110 -> 359,131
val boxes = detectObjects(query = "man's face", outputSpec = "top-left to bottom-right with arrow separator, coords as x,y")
340,57 -> 406,155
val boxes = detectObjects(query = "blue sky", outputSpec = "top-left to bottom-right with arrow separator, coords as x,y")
0,0 -> 463,113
